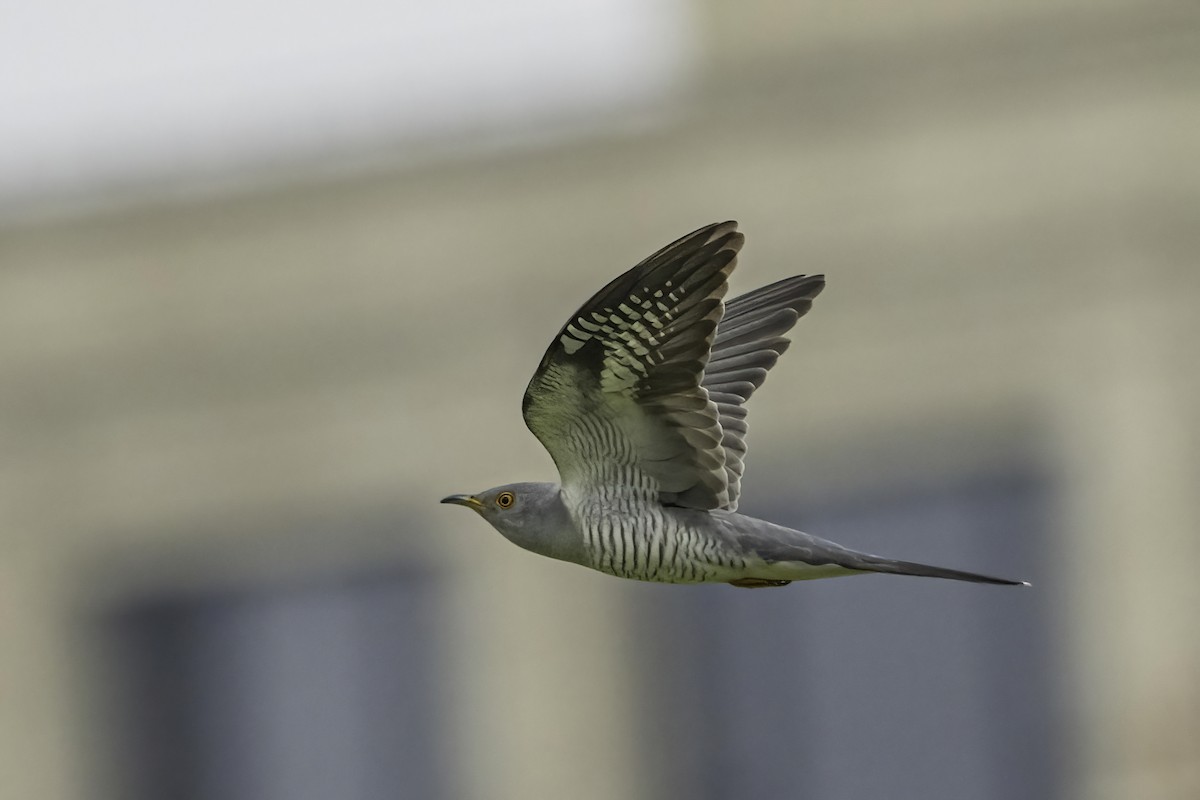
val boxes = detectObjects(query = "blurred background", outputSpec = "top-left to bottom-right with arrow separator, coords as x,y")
3,1 -> 1198,799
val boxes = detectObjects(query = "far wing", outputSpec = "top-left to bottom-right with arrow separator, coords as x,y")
703,274 -> 824,509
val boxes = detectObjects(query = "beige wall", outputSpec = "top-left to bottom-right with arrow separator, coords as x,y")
2,3 -> 1198,798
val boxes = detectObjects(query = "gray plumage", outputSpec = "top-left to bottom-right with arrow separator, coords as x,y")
442,222 -> 1027,588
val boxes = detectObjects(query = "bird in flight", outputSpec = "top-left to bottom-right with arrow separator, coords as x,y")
443,222 -> 1027,588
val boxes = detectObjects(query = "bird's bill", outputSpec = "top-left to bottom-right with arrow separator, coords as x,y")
440,494 -> 483,510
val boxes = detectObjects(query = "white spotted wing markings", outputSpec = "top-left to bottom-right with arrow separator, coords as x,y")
558,283 -> 683,392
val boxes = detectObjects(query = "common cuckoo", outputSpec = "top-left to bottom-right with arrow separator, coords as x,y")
443,222 -> 1027,588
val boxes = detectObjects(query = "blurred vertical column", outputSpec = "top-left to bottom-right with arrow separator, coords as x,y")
1057,293 -> 1200,800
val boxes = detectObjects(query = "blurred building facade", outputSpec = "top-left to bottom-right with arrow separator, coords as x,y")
2,2 -> 1198,799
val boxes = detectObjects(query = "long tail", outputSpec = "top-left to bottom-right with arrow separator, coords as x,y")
847,554 -> 1029,586
725,516 -> 1030,586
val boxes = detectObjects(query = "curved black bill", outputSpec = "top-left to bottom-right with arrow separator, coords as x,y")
441,494 -> 481,509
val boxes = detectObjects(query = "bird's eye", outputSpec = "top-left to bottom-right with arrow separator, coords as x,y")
496,491 -> 515,509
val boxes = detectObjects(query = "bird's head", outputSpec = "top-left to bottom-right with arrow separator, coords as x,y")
440,482 -> 583,565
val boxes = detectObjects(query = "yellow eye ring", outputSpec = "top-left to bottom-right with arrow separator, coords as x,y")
496,491 -> 515,509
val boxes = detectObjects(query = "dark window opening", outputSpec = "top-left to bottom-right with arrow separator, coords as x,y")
99,566 -> 447,800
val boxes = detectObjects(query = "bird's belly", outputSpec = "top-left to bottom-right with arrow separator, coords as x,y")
576,510 -> 746,584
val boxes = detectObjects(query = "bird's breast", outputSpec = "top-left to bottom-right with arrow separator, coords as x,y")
567,497 -> 745,584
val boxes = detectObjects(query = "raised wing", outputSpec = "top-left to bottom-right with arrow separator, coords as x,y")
522,222 -> 742,510
703,274 -> 824,509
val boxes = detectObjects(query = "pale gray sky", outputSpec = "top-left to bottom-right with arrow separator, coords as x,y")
0,0 -> 690,207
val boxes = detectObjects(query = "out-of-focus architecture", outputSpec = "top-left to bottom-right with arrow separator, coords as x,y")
2,2 -> 1198,799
